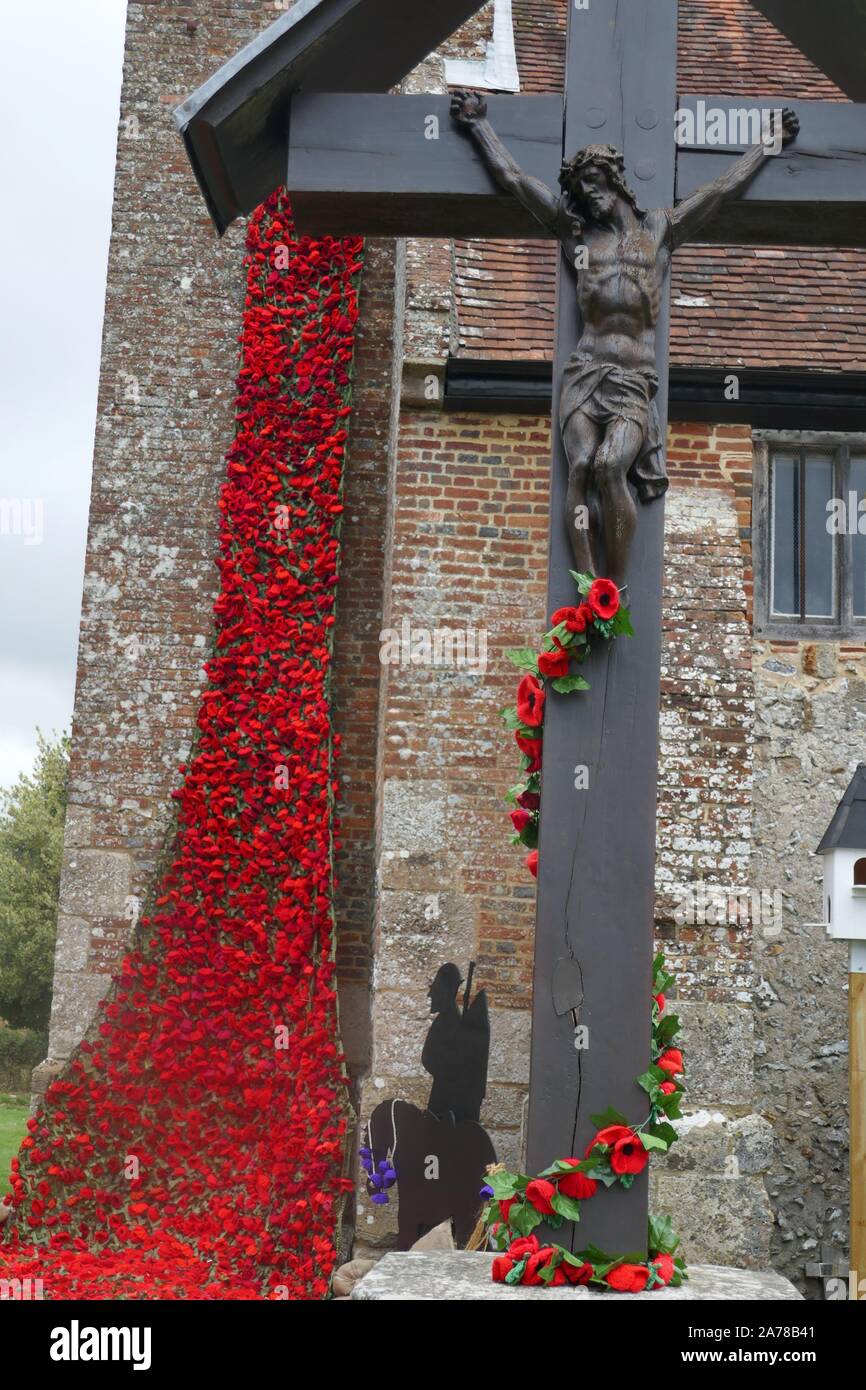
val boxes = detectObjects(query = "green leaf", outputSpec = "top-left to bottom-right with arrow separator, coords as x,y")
504,781 -> 527,806
506,648 -> 540,673
635,1066 -> 666,1096
659,1091 -> 683,1120
500,706 -> 521,730
589,1106 -> 628,1130
488,1171 -> 520,1200
639,1132 -> 669,1153
611,606 -> 634,637
656,1014 -> 681,1043
538,1251 -> 564,1285
542,622 -> 572,651
518,823 -> 539,849
550,1191 -> 583,1222
509,1201 -> 543,1237
537,1159 -> 581,1178
551,674 -> 591,695
648,1120 -> 679,1149
648,1212 -> 680,1256
569,570 -> 594,596
504,1256 -> 528,1286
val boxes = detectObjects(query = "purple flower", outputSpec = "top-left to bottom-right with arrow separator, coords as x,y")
371,1193 -> 390,1206
480,1184 -> 494,1197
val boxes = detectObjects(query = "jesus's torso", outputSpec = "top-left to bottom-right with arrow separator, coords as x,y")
562,209 -> 670,373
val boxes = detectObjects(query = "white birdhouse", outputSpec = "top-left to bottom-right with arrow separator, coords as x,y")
816,764 -> 866,943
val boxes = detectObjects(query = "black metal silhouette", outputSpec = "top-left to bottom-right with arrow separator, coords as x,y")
364,960 -> 495,1249
422,961 -> 490,1123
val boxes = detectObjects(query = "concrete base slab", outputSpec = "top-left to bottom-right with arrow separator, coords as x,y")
351,1251 -> 804,1300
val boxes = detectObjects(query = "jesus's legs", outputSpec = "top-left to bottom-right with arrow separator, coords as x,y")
562,409 -> 601,576
593,418 -> 643,590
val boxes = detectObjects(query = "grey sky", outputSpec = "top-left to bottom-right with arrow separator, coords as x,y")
0,1 -> 127,789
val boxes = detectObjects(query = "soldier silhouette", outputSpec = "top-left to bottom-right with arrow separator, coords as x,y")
422,962 -> 490,1124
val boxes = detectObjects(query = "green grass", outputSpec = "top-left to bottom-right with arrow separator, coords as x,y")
0,1094 -> 29,1196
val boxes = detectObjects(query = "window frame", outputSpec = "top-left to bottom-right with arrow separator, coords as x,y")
753,431 -> 866,641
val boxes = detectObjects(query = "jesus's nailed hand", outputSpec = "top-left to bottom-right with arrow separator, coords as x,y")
450,89 -> 488,127
779,106 -> 800,146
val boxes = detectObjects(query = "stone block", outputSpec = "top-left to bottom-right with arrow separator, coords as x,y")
48,973 -> 111,1061
486,1007 -> 531,1086
58,849 -> 132,920
650,1173 -> 774,1268
52,916 -> 92,974
730,1114 -> 775,1175
351,1252 -> 803,1300
63,805 -> 93,848
375,890 -> 476,991
660,1111 -> 729,1173
675,1001 -> 753,1105
401,358 -> 445,411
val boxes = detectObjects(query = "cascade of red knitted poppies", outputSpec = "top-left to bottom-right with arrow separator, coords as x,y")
0,193 -> 362,1299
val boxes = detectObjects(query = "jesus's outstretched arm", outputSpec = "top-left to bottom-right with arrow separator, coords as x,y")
670,107 -> 799,249
450,89 -> 561,236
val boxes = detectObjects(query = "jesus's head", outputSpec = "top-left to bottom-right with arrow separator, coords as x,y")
559,144 -> 643,228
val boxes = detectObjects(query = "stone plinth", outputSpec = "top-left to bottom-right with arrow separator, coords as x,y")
351,1252 -> 804,1300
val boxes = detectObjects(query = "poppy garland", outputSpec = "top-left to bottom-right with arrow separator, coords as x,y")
480,955 -> 687,1291
503,572 -> 633,877
0,193 -> 362,1299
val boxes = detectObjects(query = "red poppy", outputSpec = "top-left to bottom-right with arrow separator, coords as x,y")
586,1123 -> 631,1156
659,1081 -> 677,1096
538,638 -> 570,679
606,1262 -> 650,1293
499,1196 -> 516,1225
524,1178 -> 556,1214
658,1048 -> 684,1077
523,1246 -> 562,1286
516,674 -> 545,728
517,790 -> 540,812
654,992 -> 665,1012
515,733 -> 542,773
492,1254 -> 516,1282
651,1253 -> 675,1287
610,1132 -> 649,1176
562,1259 -> 593,1285
510,809 -> 532,833
556,1160 -> 598,1200
550,605 -> 588,633
587,577 -> 620,620
525,849 -> 539,878
508,1235 -> 540,1261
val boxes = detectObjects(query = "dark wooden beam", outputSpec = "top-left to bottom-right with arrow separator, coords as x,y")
676,98 -> 866,246
288,93 -> 866,246
525,0 -> 678,1261
174,0 -> 489,234
444,359 -> 866,431
287,94 -> 563,238
748,0 -> 866,102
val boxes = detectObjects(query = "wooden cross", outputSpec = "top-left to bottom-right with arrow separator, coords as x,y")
179,0 -> 866,1259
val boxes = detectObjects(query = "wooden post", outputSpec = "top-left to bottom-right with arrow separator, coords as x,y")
851,943 -> 866,1295
526,0 -> 677,1258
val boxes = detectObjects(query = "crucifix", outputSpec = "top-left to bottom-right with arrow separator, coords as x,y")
178,0 -> 866,1260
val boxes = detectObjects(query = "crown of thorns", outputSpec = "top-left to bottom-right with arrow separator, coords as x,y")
558,144 -> 644,216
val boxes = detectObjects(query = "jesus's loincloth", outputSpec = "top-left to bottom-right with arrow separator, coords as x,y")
559,351 -> 669,503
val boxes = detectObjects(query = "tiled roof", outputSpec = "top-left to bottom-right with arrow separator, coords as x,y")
453,0 -> 865,371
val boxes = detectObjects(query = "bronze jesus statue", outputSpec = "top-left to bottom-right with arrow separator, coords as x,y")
451,93 -> 798,588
